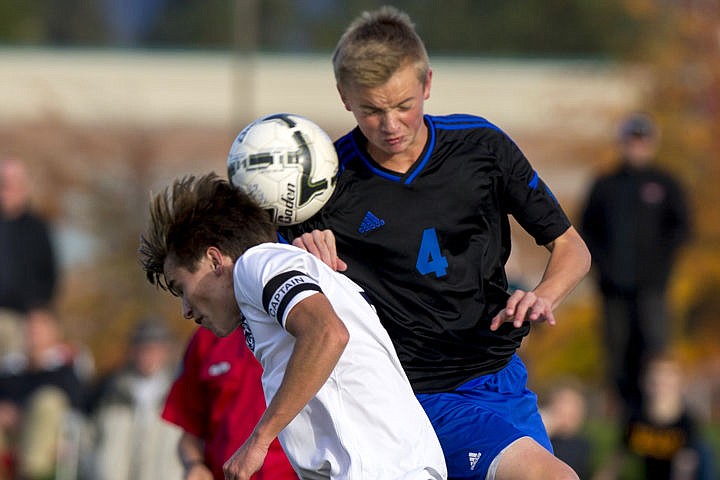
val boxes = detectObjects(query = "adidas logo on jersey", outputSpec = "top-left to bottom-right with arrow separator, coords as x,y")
468,451 -> 482,471
358,211 -> 385,234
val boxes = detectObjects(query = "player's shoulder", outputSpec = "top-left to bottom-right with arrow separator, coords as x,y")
237,243 -> 324,279
333,129 -> 361,170
427,113 -> 513,148
428,113 -> 507,136
238,242 -> 302,268
334,131 -> 352,151
428,113 -> 500,130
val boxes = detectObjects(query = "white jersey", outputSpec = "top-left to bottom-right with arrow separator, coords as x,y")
234,243 -> 447,480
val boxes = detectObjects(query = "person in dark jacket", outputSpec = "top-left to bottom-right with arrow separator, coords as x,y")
0,157 -> 59,365
580,112 -> 691,415
0,157 -> 58,314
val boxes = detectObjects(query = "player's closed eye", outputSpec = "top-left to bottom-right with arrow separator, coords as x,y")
166,280 -> 182,298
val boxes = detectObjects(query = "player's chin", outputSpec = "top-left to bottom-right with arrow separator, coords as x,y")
215,318 -> 244,338
201,319 -> 227,337
214,325 -> 235,338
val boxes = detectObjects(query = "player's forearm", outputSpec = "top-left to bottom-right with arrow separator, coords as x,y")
534,226 -> 591,309
252,295 -> 349,446
178,431 -> 204,464
178,431 -> 210,475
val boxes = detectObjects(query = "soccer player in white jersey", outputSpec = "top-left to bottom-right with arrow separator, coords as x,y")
138,173 -> 447,480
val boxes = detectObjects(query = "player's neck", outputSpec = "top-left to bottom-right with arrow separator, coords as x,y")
373,155 -> 416,174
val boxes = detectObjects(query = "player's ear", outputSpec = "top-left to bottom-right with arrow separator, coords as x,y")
423,68 -> 432,100
206,247 -> 223,274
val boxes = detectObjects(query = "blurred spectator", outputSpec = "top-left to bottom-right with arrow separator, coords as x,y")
161,327 -> 296,480
0,156 -> 59,362
580,112 -> 691,415
84,317 -> 183,480
595,353 -> 716,480
0,309 -> 88,480
541,378 -> 593,479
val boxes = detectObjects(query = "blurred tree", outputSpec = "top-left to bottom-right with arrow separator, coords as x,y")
408,0 -> 641,57
642,1 -> 720,364
148,0 -> 234,48
503,0 -> 720,390
0,0 -> 44,43
0,0 -> 652,57
43,0 -> 104,45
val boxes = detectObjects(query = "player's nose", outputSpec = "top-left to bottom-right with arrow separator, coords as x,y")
181,297 -> 194,321
381,111 -> 399,131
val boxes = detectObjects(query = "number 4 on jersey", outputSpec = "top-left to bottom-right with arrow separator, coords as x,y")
416,228 -> 448,278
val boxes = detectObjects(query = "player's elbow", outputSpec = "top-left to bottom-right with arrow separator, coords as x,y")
580,243 -> 592,276
584,235 -> 594,268
327,319 -> 350,352
308,312 -> 350,355
560,226 -> 592,277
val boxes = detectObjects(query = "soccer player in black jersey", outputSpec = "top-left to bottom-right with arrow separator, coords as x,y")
283,6 -> 591,480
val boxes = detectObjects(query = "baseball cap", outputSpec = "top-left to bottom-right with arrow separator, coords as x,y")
130,318 -> 172,345
619,113 -> 657,140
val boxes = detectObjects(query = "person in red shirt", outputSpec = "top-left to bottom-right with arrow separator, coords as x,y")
161,327 -> 296,480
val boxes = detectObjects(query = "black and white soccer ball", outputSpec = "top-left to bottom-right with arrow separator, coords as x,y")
227,113 -> 338,226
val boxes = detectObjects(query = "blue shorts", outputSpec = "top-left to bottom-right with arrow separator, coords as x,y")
416,354 -> 552,479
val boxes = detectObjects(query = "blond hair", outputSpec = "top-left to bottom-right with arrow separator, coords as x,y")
332,5 -> 430,88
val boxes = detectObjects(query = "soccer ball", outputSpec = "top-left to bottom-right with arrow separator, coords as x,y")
227,113 -> 338,226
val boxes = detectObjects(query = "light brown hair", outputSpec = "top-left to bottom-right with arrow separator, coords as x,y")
332,5 -> 430,89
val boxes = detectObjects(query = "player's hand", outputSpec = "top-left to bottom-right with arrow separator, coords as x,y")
292,229 -> 348,272
489,289 -> 556,331
223,437 -> 269,480
0,401 -> 20,430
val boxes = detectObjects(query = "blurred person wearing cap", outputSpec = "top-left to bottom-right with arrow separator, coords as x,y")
83,318 -> 184,480
580,112 -> 691,417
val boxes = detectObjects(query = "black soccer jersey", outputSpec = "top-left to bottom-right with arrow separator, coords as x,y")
283,114 -> 571,393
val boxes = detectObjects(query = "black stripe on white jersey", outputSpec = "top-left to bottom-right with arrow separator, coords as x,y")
262,270 -> 322,325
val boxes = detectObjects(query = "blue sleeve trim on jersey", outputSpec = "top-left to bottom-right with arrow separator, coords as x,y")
429,114 -> 503,133
335,133 -> 355,175
527,171 -> 558,202
545,184 -> 559,203
262,270 -> 322,325
528,171 -> 539,189
276,232 -> 289,244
